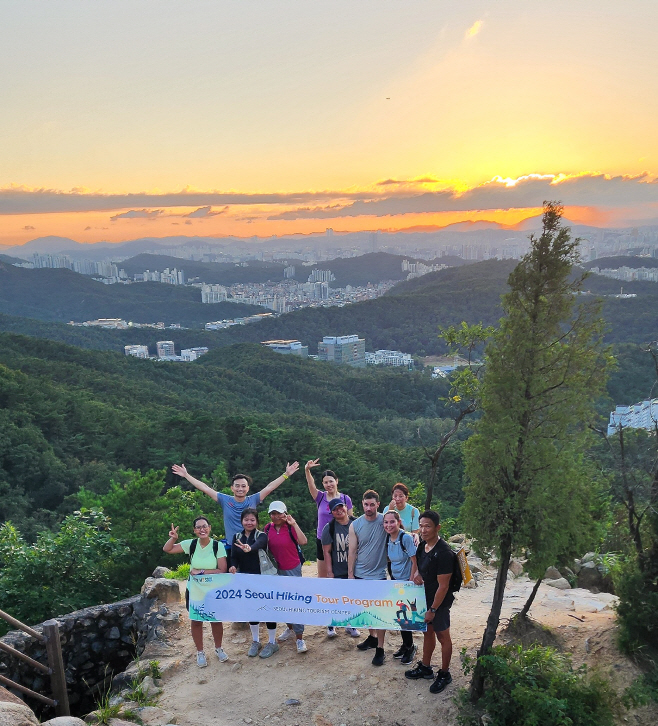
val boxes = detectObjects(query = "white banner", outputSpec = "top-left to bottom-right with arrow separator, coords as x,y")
188,573 -> 428,630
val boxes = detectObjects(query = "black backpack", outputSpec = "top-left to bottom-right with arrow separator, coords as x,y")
265,522 -> 304,566
188,538 -> 220,562
385,530 -> 410,579
449,547 -> 462,593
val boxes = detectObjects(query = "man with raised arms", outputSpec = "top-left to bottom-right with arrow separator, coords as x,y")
348,489 -> 388,666
172,462 -> 299,568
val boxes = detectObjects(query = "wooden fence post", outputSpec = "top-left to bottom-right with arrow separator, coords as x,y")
42,620 -> 70,717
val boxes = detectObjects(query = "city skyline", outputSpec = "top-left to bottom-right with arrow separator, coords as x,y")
2,2 -> 658,246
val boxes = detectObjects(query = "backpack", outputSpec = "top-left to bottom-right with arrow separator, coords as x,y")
449,549 -> 462,593
327,514 -> 356,540
265,522 -> 304,567
385,530 -> 410,579
188,538 -> 220,563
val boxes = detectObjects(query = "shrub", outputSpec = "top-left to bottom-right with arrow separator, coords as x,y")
164,563 -> 190,580
458,644 -> 622,726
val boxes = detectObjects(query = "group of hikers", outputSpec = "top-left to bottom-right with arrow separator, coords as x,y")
163,459 -> 457,696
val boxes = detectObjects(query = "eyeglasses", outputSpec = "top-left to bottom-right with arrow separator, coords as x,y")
194,525 -> 210,530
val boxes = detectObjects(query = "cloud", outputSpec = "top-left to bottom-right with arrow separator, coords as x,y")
183,205 -> 228,218
267,174 -> 658,220
110,209 -> 163,221
377,177 -> 441,186
22,225 -> 35,230
0,186 -> 369,215
185,220 -> 192,225
84,226 -> 92,230
465,20 -> 483,39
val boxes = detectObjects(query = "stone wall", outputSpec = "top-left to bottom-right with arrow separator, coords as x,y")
0,578 -> 180,718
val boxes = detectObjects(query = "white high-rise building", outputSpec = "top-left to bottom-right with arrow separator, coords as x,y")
124,345 -> 149,359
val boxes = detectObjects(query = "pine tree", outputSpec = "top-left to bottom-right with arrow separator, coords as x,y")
462,202 -> 611,700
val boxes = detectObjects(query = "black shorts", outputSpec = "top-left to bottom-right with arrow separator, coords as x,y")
430,607 -> 451,633
316,537 -> 324,561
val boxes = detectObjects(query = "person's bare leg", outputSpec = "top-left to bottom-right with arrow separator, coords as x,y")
376,629 -> 385,648
190,621 -> 204,651
210,622 -> 224,648
435,627 -> 452,671
421,626 -> 436,667
317,558 -> 328,578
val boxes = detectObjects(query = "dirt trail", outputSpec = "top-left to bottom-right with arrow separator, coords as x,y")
154,564 -> 657,726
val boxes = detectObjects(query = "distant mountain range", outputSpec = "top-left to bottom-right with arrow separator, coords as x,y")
583,256 -> 658,270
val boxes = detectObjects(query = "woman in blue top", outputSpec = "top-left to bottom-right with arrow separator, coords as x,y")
383,510 -> 418,665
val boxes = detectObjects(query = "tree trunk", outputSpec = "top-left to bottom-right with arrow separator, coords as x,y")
424,456 -> 438,511
469,535 -> 512,701
519,577 -> 542,618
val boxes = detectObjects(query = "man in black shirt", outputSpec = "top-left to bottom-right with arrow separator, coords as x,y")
404,510 -> 455,694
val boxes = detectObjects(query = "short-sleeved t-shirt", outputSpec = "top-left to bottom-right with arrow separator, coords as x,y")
265,524 -> 302,571
216,491 -> 260,546
180,539 -> 227,570
416,538 -> 455,610
320,518 -> 352,578
382,503 -> 420,532
352,513 -> 387,580
387,531 -> 417,581
315,491 -> 353,538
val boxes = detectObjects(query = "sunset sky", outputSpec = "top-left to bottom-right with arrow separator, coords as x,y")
2,1 -> 658,246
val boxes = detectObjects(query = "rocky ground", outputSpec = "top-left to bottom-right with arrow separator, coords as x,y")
139,563 -> 657,726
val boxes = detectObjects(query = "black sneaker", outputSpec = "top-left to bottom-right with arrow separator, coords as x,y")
401,644 -> 417,665
357,635 -> 378,651
429,669 -> 453,694
405,662 -> 434,680
371,647 -> 385,666
393,645 -> 406,659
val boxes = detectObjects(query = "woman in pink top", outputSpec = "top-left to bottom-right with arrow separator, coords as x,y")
265,500 -> 310,654
304,460 -> 354,578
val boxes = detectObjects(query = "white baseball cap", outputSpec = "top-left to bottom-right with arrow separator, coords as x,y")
267,500 -> 287,514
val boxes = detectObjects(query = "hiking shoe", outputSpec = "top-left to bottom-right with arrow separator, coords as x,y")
371,647 -> 385,666
296,639 -> 308,653
259,642 -> 279,659
327,627 -> 338,638
277,628 -> 295,642
401,645 -> 417,665
393,645 -> 407,659
429,670 -> 453,694
196,651 -> 208,668
247,641 -> 262,657
345,626 -> 361,637
215,647 -> 229,663
405,662 -> 434,680
357,635 -> 378,651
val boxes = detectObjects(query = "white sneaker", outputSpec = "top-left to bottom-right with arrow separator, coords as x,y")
296,639 -> 308,653
277,628 -> 295,642
345,627 -> 361,637
196,651 -> 207,668
327,627 -> 337,638
215,647 -> 229,662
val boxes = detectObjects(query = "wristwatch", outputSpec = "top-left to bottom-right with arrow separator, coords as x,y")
198,570 -> 205,575
429,607 -> 437,613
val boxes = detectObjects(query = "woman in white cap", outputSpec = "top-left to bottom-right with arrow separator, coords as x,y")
264,500 -> 309,653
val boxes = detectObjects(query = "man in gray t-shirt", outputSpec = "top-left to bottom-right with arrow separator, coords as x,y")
348,489 -> 388,666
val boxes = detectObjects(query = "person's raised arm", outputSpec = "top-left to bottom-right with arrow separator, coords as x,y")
258,461 -> 300,502
285,514 -> 307,546
304,459 -> 320,500
163,524 -> 184,554
172,464 -> 217,500
347,523 -> 357,579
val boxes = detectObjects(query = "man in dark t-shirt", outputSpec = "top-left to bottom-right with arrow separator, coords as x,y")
405,510 -> 456,695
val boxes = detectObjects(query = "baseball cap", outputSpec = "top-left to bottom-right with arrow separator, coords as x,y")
268,500 -> 287,514
328,498 -> 346,512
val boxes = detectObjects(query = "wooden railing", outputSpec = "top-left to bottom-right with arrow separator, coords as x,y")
0,609 -> 69,717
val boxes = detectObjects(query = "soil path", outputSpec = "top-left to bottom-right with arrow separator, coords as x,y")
155,564 -> 657,726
